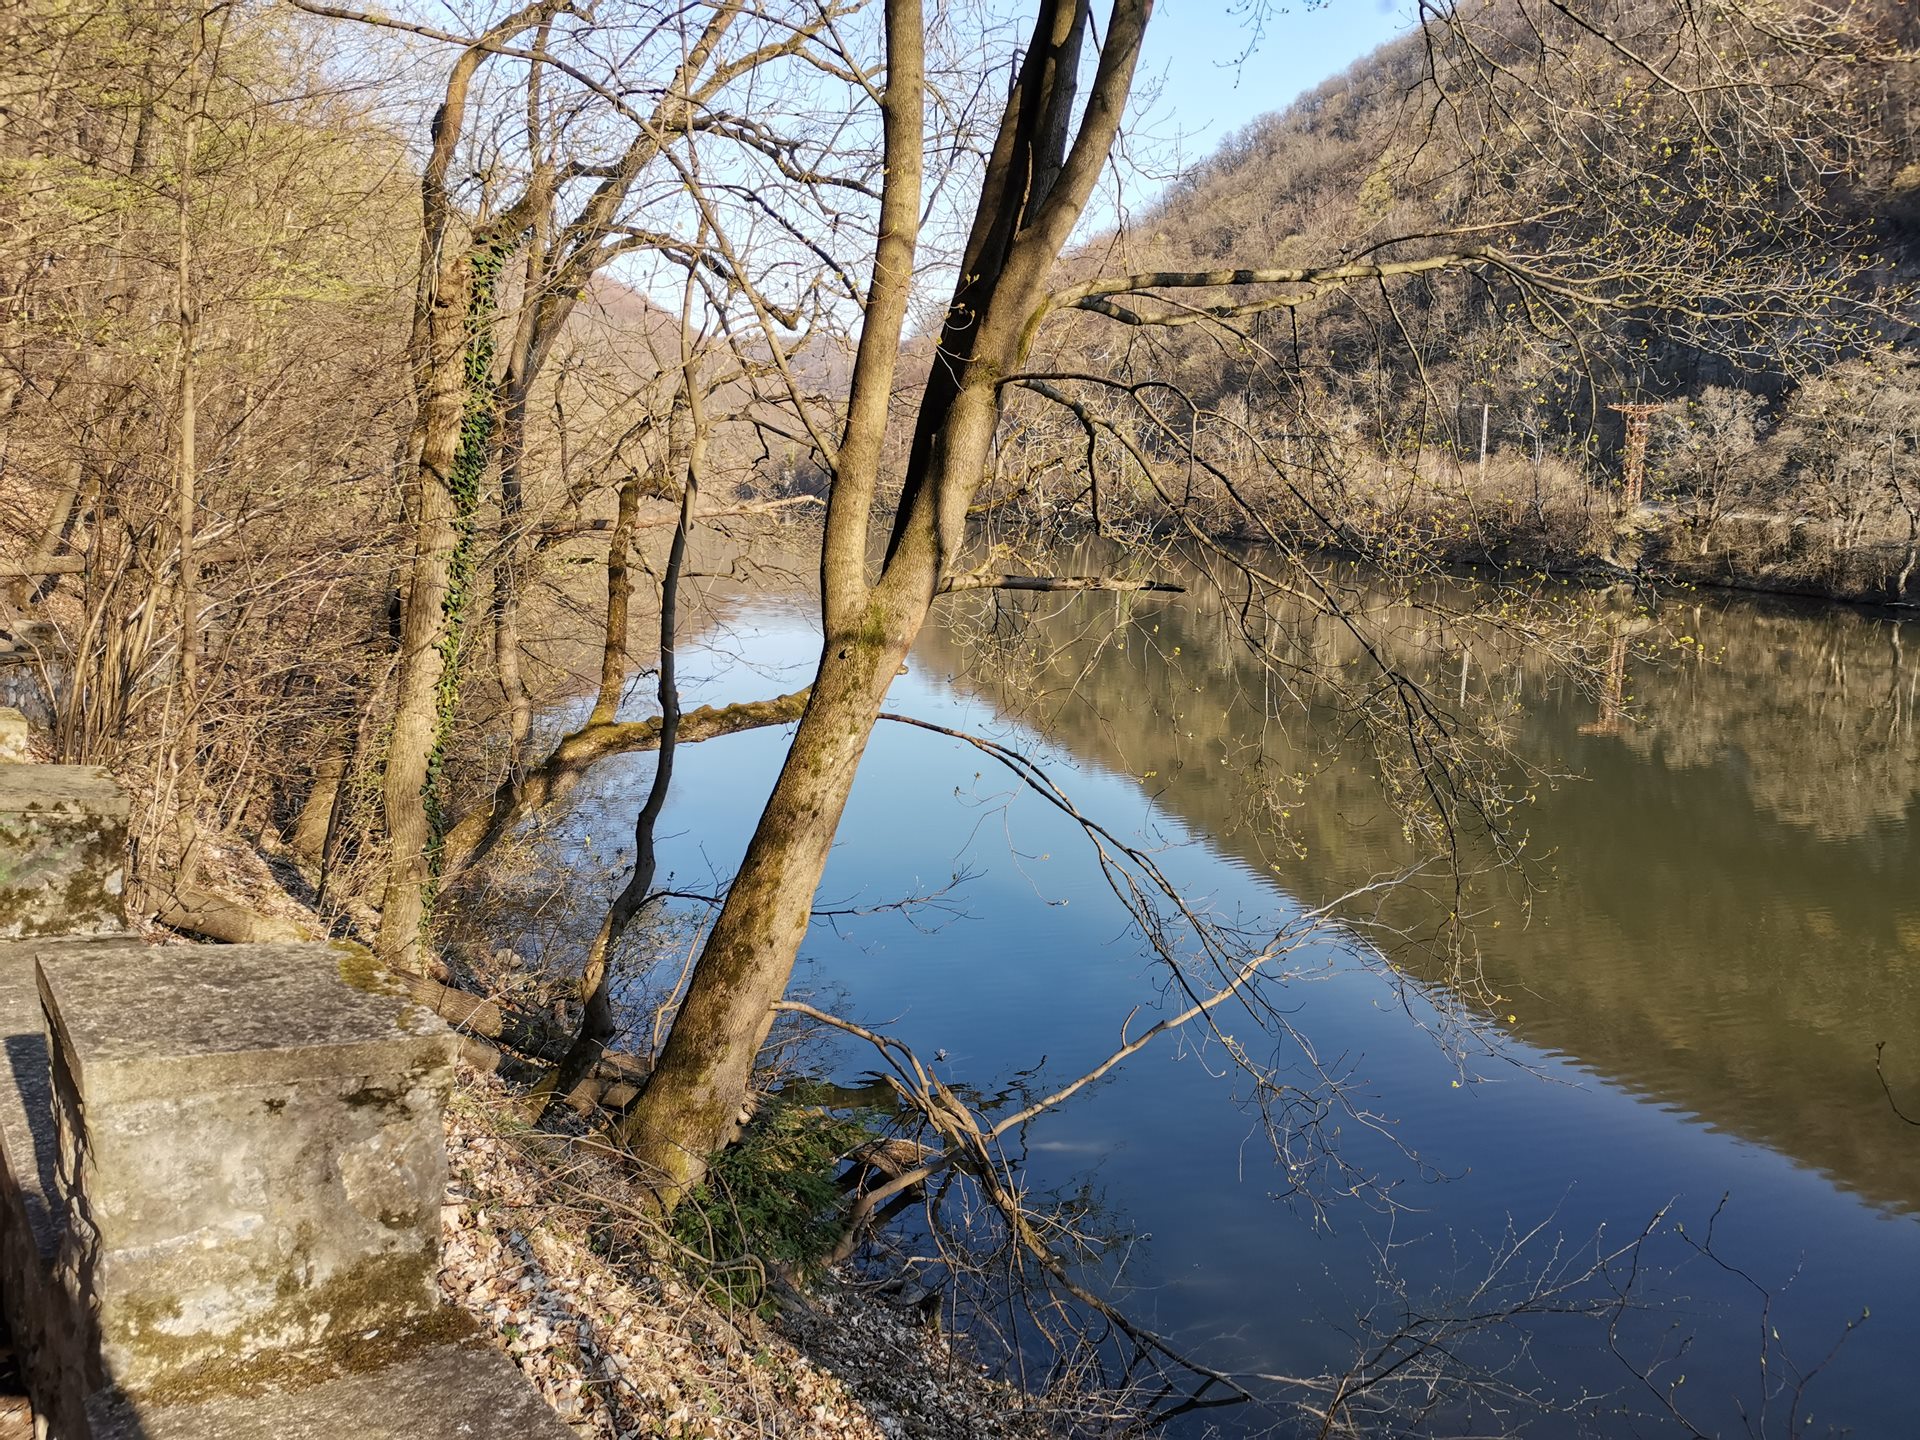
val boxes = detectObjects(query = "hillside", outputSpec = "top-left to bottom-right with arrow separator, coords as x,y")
1000,0 -> 1920,603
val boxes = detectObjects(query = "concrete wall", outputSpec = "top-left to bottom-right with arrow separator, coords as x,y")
0,747 -> 571,1439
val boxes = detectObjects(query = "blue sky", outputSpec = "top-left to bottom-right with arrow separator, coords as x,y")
1119,0 -> 1414,207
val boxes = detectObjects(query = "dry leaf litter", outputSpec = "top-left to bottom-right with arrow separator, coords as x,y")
440,1069 -> 1068,1440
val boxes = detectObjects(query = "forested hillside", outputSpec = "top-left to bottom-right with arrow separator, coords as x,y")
996,0 -> 1920,601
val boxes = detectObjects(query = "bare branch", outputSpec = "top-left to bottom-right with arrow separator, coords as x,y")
934,572 -> 1184,595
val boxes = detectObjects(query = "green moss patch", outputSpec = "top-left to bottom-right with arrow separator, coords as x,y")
670,1102 -> 873,1311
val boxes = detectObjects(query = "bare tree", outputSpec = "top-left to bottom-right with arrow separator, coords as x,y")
613,0 -> 1904,1207
289,0 -> 869,972
615,0 -> 1162,1204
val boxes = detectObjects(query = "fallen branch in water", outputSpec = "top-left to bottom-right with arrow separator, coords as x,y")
440,688 -> 812,884
770,996 -> 1266,1406
935,572 -> 1184,595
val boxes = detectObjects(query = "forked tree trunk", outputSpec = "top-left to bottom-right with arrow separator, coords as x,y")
617,0 -> 1144,1210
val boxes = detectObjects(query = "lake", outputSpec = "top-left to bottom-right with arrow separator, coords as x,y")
545,550 -> 1920,1438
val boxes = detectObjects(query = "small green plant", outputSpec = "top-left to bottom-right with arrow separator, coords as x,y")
670,1101 -> 871,1310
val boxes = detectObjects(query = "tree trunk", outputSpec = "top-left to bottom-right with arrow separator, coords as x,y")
157,887 -> 319,944
290,750 -> 348,862
490,235 -> 548,771
375,230 -> 476,972
371,3 -> 545,973
591,465 -> 642,723
615,0 -> 1142,1210
491,389 -> 533,768
616,615 -> 916,1199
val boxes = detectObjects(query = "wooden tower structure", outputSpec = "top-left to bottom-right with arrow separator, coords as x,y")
1609,400 -> 1665,508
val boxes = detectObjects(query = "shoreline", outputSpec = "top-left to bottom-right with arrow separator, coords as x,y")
1192,508 -> 1920,614
127,818 -> 1111,1439
441,1069 -> 1095,1440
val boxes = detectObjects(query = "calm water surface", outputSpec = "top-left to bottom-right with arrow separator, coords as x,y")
556,562 -> 1920,1437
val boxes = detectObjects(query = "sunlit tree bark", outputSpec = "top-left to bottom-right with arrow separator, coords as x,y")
619,0 -> 1152,1206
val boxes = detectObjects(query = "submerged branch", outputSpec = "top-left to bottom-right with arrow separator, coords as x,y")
769,996 -> 1266,1404
935,572 -> 1184,595
1876,1042 -> 1920,1127
440,688 -> 811,883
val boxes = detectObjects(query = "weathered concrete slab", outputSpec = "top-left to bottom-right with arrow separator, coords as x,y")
0,938 -> 151,1440
0,768 -> 128,938
86,1338 -> 575,1439
38,941 -> 450,1102
38,943 -> 458,1400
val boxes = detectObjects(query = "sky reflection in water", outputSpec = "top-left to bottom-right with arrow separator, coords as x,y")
557,583 -> 1920,1438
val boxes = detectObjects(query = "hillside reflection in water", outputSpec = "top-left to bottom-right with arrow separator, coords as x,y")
561,556 -> 1919,1437
915,567 -> 1920,1218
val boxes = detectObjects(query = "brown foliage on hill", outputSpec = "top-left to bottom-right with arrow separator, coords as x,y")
996,0 -> 1920,599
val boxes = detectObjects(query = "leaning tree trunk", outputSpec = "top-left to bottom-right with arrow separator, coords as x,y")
614,0 -> 1143,1210
615,609 -> 919,1200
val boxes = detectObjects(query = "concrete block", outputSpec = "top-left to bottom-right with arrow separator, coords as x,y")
0,710 -> 29,763
37,943 -> 457,1401
0,768 -> 128,938
86,1337 -> 576,1439
0,939 -> 151,1439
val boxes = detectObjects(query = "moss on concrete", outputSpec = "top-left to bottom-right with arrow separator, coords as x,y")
113,1247 -> 463,1407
